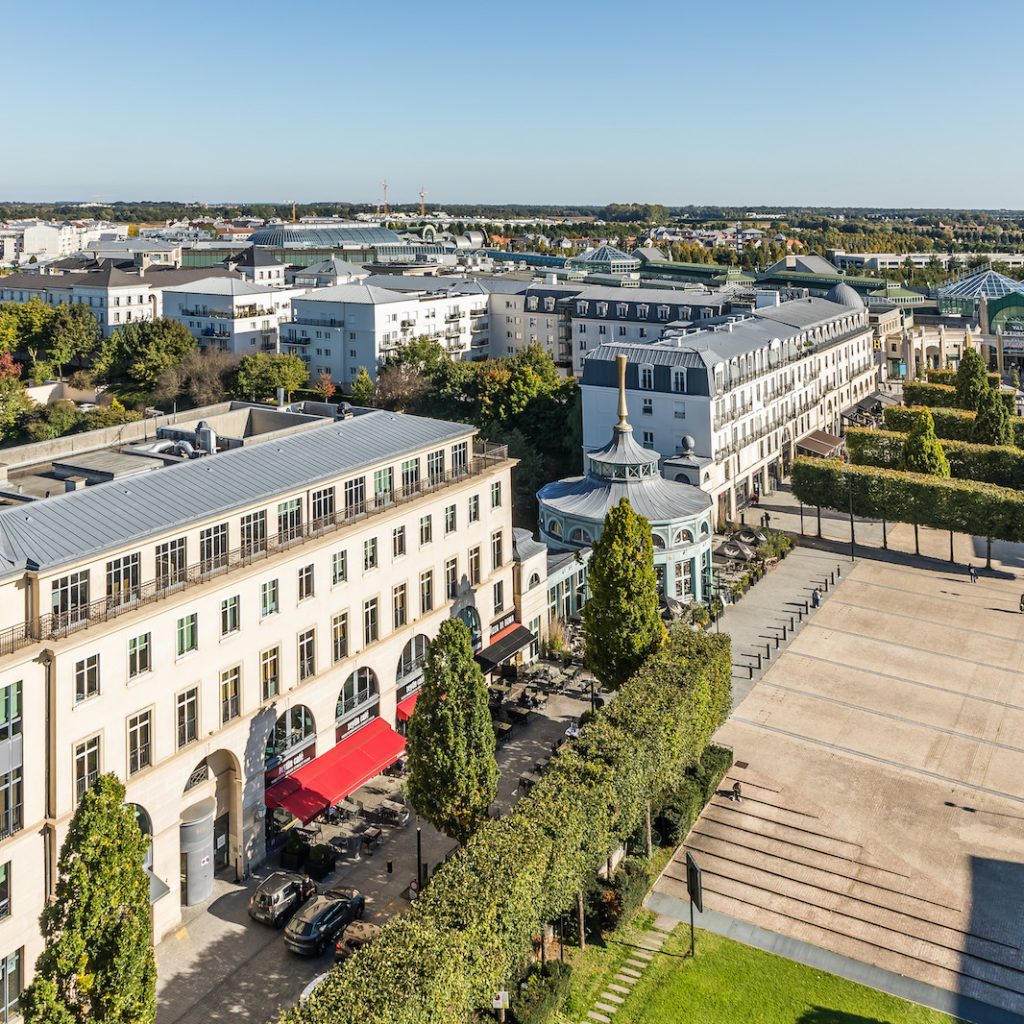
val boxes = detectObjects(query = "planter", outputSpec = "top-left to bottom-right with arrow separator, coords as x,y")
307,855 -> 336,882
280,847 -> 305,870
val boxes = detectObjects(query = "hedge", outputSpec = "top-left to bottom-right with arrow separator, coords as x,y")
791,456 -> 1024,542
884,405 -> 1024,447
903,380 -> 1014,413
926,368 -> 1001,389
283,627 -> 732,1024
846,427 -> 1024,489
510,962 -> 572,1024
652,743 -> 734,849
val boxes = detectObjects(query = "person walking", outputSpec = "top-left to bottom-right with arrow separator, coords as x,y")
812,587 -> 822,609
969,564 -> 978,584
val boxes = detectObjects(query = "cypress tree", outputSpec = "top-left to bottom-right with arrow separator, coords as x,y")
583,497 -> 667,690
973,386 -> 1014,446
902,408 -> 950,477
955,348 -> 989,411
21,773 -> 156,1024
406,618 -> 498,844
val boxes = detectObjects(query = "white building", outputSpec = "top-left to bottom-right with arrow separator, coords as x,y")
4,219 -> 128,262
161,278 -> 304,356
580,285 -> 877,526
0,401 -> 531,997
221,246 -> 287,288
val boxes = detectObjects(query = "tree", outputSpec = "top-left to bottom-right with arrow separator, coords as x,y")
973,385 -> 1013,446
350,366 -> 374,405
233,351 -> 307,402
23,399 -> 82,442
583,498 -> 667,690
21,773 -> 156,1024
45,303 -> 101,378
373,362 -> 428,413
157,348 -> 238,407
0,352 -> 33,440
406,619 -> 498,844
901,408 -> 950,476
955,347 -> 988,411
95,318 -> 196,387
314,371 -> 336,402
0,297 -> 54,355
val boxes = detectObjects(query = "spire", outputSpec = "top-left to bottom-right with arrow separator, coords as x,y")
615,354 -> 632,434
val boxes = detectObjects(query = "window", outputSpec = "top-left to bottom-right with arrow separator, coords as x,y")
298,628 -> 316,681
0,684 -> 20,743
420,515 -> 432,545
468,494 -> 480,523
312,486 -> 335,527
332,612 -> 349,663
393,584 -> 407,628
373,467 -> 394,506
0,770 -> 21,841
445,557 -> 458,599
452,441 -> 468,476
0,864 -> 9,921
176,688 -> 198,748
176,613 -> 198,656
362,598 -> 379,644
672,368 -> 687,393
105,553 -> 140,607
420,570 -> 434,614
74,736 -> 100,800
199,523 -> 228,573
363,537 -> 378,571
298,564 -> 315,600
445,504 -> 457,534
642,431 -> 655,449
52,569 -> 90,626
128,710 -> 151,775
491,530 -> 503,571
220,667 -> 241,723
493,580 -> 505,613
128,634 -> 151,678
469,546 -> 481,585
642,397 -> 653,415
427,449 -> 445,485
337,668 -> 378,723
640,364 -> 654,390
674,403 -> 686,420
261,579 -> 279,617
240,510 -> 267,557
220,596 -> 240,636
277,498 -> 303,542
344,476 -> 366,516
74,654 -> 100,703
401,458 -> 420,494
260,647 -> 280,700
155,538 -> 186,590
0,949 -> 20,1022
491,481 -> 502,508
332,550 -> 347,584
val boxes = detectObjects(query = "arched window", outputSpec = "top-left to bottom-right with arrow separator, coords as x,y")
528,572 -> 542,589
546,518 -> 562,538
699,521 -> 710,536
568,527 -> 592,546
397,635 -> 429,686
457,605 -> 482,649
129,804 -> 153,869
651,533 -> 666,550
265,705 -> 315,770
337,668 -> 379,721
674,528 -> 694,545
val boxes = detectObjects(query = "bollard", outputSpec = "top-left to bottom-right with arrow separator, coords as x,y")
836,564 -> 842,578
748,665 -> 754,680
754,652 -> 762,670
789,615 -> 795,630
764,642 -> 771,660
830,571 -> 835,584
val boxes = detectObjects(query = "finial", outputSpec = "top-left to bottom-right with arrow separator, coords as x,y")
615,354 -> 631,433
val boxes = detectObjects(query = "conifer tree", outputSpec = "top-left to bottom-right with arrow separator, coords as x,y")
955,348 -> 988,411
902,408 -> 950,477
973,385 -> 1014,446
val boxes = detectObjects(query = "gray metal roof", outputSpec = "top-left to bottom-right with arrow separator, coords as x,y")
537,473 -> 711,524
512,528 -> 546,562
0,411 -> 473,578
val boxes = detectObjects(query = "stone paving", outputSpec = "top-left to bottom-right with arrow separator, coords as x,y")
654,524 -> 1024,1020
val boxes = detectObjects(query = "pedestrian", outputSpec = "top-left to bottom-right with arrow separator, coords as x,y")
812,587 -> 822,609
969,564 -> 978,584
1019,593 -> 1024,614
301,874 -> 316,901
731,781 -> 743,803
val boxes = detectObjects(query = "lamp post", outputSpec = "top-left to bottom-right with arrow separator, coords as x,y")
416,824 -> 422,890
847,474 -> 855,563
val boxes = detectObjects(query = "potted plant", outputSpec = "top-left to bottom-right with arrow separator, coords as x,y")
306,842 -> 337,881
280,831 -> 308,870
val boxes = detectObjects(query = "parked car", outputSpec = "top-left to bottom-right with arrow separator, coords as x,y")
335,920 -> 382,961
248,871 -> 309,927
284,887 -> 365,956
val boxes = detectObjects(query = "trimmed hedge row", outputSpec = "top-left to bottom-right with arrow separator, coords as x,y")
846,427 -> 1024,489
904,380 -> 1015,413
652,743 -> 734,848
284,627 -> 732,1024
926,368 -> 1001,389
791,456 -> 1024,541
884,405 -> 1024,447
510,962 -> 572,1024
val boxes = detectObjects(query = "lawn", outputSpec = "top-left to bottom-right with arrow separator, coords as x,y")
559,925 -> 963,1024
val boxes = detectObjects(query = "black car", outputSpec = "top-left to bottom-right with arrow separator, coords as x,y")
283,887 -> 365,956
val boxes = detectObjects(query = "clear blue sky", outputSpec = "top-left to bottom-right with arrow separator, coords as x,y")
5,0 -> 1022,208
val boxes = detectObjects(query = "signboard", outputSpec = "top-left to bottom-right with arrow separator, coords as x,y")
685,851 -> 703,914
492,991 -> 510,1010
489,610 -> 515,638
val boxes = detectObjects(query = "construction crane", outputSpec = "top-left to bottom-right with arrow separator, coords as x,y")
419,187 -> 427,218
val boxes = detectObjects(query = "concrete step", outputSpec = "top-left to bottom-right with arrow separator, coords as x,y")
594,1002 -> 619,1014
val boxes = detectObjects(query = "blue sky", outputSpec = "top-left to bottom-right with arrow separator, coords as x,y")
4,0 -> 1022,208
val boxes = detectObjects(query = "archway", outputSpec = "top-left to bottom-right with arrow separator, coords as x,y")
265,705 -> 316,787
457,605 -> 482,650
396,635 -> 429,700
336,668 -> 380,741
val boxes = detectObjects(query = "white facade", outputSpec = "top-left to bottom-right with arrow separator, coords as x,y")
0,412 -> 517,997
162,278 -> 304,355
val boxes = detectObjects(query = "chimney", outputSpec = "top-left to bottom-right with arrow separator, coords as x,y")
785,254 -> 796,269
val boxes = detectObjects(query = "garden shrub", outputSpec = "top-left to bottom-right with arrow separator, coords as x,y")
510,962 -> 572,1024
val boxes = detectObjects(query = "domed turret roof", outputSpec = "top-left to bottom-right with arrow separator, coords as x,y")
825,282 -> 865,309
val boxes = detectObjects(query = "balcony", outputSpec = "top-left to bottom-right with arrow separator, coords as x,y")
294,317 -> 344,328
445,312 -> 462,323
179,306 -> 278,321
0,443 -> 510,658
401,319 -> 416,328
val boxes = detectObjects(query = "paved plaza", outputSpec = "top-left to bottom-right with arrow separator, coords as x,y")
655,524 -> 1024,1022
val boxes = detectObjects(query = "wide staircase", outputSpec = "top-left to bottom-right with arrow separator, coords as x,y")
655,764 -> 1024,1017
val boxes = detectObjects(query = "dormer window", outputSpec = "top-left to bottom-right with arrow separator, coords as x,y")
578,301 -> 589,315
544,297 -> 555,311
527,296 -> 539,310
596,302 -> 608,316
616,303 -> 629,317
658,305 -> 670,320
672,368 -> 686,393
639,364 -> 655,390
637,304 -> 649,318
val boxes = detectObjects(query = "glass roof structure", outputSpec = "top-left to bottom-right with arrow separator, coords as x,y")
939,269 -> 1024,300
247,223 -> 403,248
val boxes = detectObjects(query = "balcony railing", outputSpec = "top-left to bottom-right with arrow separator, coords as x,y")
179,306 -> 277,321
445,312 -> 462,323
0,443 -> 510,658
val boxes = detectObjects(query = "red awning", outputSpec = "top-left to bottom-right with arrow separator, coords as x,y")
264,718 -> 405,824
395,691 -> 419,722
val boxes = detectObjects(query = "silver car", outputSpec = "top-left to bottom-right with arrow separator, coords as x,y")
248,871 -> 309,927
